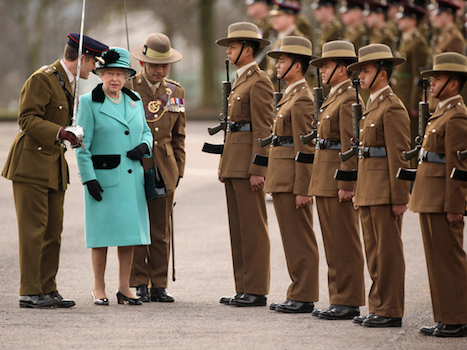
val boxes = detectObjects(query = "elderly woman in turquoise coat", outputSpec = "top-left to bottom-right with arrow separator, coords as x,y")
75,47 -> 152,306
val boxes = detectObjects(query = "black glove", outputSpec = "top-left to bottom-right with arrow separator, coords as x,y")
127,143 -> 149,160
85,180 -> 103,201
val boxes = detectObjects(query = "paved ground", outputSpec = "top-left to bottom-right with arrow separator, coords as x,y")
0,120 -> 466,349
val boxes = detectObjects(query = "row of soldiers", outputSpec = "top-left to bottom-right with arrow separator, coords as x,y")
204,20 -> 467,338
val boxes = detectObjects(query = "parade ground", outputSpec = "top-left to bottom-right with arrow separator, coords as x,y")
0,120 -> 466,349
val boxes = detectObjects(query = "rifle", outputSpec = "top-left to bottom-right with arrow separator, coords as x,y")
202,59 -> 231,154
396,78 -> 430,181
334,79 -> 362,181
300,68 -> 324,145
252,80 -> 283,167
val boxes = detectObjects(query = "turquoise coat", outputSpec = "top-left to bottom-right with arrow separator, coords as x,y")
75,84 -> 152,248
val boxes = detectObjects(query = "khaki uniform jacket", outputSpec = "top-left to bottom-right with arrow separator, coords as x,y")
434,25 -> 465,55
354,87 -> 411,206
125,72 -> 186,191
391,29 -> 430,114
219,63 -> 274,179
343,23 -> 369,52
317,19 -> 343,55
256,18 -> 276,71
369,26 -> 395,48
310,80 -> 361,196
264,82 -> 315,195
409,97 -> 467,214
2,60 -> 72,191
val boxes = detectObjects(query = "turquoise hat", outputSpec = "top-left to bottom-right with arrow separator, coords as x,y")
94,47 -> 136,77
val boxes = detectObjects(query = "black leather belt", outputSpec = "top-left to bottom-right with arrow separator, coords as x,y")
227,121 -> 252,132
358,146 -> 387,158
419,149 -> 446,164
272,136 -> 294,147
316,138 -> 341,150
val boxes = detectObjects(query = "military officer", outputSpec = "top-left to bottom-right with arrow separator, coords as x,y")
309,40 -> 365,320
265,36 -> 318,314
127,33 -> 186,303
284,0 -> 315,43
347,44 -> 411,327
216,22 -> 274,307
245,0 -> 276,70
2,33 -> 108,308
364,0 -> 395,48
409,52 -> 467,338
340,0 -> 369,52
266,1 -> 305,85
433,0 -> 465,55
312,0 -> 343,56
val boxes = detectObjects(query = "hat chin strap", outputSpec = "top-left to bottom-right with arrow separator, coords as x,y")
325,59 -> 342,85
234,41 -> 247,66
279,57 -> 298,81
436,74 -> 453,99
368,62 -> 383,90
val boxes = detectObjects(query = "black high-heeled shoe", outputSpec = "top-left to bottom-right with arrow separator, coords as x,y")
92,291 -> 109,306
116,291 -> 142,305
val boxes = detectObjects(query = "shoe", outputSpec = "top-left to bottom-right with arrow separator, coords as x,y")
362,315 -> 402,328
116,291 -> 142,305
275,300 -> 314,314
91,291 -> 109,306
45,291 -> 75,308
312,308 -> 322,317
19,294 -> 60,309
232,293 -> 267,307
353,313 -> 375,325
433,324 -> 467,337
318,305 -> 360,320
135,285 -> 150,303
220,293 -> 242,305
269,299 -> 289,311
150,288 -> 174,302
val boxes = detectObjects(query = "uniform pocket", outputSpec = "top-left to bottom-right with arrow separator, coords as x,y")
365,123 -> 384,145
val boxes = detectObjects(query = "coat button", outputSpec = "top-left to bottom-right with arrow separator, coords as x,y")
359,142 -> 363,145
237,97 -> 241,101
58,105 -> 63,110
320,109 -> 323,112
360,129 -> 363,132
155,127 -> 159,132
432,129 -> 436,133
317,121 -> 321,125
370,123 -> 375,127
362,116 -> 365,120
154,140 -> 158,145
326,115 -> 330,119
128,169 -> 132,174
38,146 -> 42,151
125,131 -> 129,135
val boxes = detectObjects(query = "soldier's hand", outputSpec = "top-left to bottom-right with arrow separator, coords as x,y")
392,204 -> 407,218
85,180 -> 103,201
447,213 -> 463,226
59,127 -> 79,147
250,175 -> 264,191
127,143 -> 149,160
295,195 -> 311,209
338,189 -> 353,202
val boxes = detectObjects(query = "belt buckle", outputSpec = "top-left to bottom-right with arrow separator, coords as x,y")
358,147 -> 364,158
226,122 -> 231,132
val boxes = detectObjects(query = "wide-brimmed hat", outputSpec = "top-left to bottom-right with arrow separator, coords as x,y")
216,22 -> 270,48
421,52 -> 467,76
267,36 -> 314,59
94,47 -> 136,77
131,33 -> 183,65
347,44 -> 406,71
310,40 -> 357,68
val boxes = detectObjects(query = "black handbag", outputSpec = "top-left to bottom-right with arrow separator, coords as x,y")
144,151 -> 166,201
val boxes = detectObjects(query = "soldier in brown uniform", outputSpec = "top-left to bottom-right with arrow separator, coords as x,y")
433,0 -> 465,55
2,33 -> 108,308
340,0 -> 369,52
364,0 -> 395,48
409,52 -> 467,337
245,0 -> 276,70
308,40 -> 366,320
127,34 -> 186,303
391,2 -> 430,167
266,2 -> 305,85
312,0 -> 343,56
264,36 -> 318,314
347,44 -> 411,327
216,22 -> 274,307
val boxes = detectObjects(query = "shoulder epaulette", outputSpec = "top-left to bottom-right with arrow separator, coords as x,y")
165,78 -> 181,88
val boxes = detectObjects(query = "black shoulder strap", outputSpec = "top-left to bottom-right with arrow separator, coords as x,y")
53,71 -> 74,124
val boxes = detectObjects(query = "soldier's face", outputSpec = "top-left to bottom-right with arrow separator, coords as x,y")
275,54 -> 294,80
226,41 -> 245,66
320,60 -> 338,86
272,14 -> 294,32
143,62 -> 170,84
430,73 -> 452,100
80,55 -> 98,79
358,63 -> 381,90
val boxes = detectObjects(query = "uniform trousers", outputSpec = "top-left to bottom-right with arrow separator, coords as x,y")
315,196 -> 365,306
359,205 -> 405,318
225,178 -> 270,295
131,190 -> 174,289
12,181 -> 64,296
419,213 -> 467,324
272,192 -> 319,302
